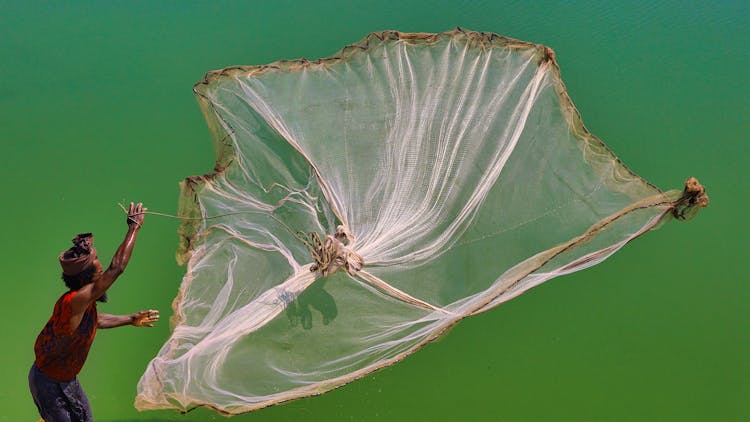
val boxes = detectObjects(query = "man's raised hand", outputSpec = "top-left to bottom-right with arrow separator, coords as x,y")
127,202 -> 147,228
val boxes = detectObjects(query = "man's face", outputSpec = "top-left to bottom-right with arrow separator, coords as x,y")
91,257 -> 108,303
91,257 -> 103,281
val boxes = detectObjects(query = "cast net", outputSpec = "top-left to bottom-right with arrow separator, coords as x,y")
135,29 -> 707,414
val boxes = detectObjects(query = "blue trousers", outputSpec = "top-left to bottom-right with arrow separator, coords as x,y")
29,364 -> 93,422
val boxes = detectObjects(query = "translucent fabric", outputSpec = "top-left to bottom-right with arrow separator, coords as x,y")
135,29 -> 707,414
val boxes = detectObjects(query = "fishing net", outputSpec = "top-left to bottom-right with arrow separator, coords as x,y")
135,29 -> 707,414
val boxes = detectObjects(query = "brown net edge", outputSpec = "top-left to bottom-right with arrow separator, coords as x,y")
539,46 -> 666,200
192,28 -> 536,89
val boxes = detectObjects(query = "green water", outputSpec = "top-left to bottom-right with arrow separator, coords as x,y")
2,1 -> 747,420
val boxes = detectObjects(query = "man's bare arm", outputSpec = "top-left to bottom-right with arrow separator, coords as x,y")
71,202 -> 146,313
98,310 -> 160,329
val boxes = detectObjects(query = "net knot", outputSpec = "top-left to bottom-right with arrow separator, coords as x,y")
672,177 -> 709,220
301,225 -> 364,277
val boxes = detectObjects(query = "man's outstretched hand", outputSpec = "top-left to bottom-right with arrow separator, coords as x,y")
132,309 -> 160,327
127,202 -> 146,228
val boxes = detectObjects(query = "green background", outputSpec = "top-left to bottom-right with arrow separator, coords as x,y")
2,1 -> 747,420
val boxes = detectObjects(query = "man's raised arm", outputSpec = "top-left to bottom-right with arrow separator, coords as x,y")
72,202 -> 146,311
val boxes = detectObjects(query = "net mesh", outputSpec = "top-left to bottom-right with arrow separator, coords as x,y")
135,29 -> 706,414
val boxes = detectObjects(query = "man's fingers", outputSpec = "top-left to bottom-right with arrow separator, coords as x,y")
127,203 -> 147,218
140,309 -> 160,324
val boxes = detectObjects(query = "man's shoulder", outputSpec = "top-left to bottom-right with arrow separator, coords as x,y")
53,290 -> 74,305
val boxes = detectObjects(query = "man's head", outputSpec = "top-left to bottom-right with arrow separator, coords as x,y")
59,233 -> 106,302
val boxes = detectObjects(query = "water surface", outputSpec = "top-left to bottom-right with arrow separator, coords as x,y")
1,1 -> 747,420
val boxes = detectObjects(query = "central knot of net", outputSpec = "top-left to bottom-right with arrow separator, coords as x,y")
301,225 -> 363,277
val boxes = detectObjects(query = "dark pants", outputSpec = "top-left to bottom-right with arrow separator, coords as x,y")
29,364 -> 93,422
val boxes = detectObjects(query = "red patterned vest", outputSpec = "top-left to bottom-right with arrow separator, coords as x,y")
34,291 -> 98,381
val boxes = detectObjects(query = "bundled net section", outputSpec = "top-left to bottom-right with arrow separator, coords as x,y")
136,29 -> 707,414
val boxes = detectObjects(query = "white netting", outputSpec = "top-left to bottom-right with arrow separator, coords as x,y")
135,30 -> 705,414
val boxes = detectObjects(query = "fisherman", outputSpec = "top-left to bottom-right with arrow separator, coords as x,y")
29,202 -> 159,422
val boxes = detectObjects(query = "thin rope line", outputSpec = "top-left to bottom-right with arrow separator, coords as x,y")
117,203 -> 315,245
118,203 -> 273,221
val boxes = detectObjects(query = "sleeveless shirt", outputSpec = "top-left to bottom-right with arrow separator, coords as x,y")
34,291 -> 98,381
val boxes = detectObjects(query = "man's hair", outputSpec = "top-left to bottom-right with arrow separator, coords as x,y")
61,264 -> 97,291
